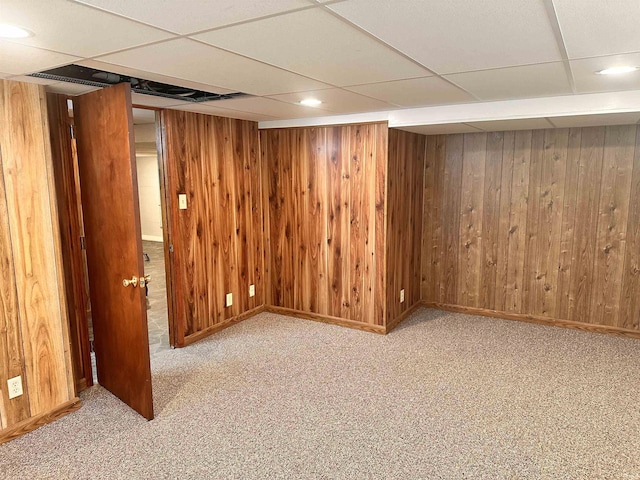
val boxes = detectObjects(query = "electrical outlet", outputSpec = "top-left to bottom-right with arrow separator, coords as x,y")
249,284 -> 255,297
7,376 -> 23,399
400,289 -> 405,303
226,292 -> 233,307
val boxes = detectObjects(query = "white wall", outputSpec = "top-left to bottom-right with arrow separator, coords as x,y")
136,154 -> 163,242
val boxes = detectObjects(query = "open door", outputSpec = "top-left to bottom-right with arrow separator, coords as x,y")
73,83 -> 154,420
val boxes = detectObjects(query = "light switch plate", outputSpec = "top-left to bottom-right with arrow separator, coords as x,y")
400,289 -> 405,303
249,284 -> 255,297
7,376 -> 23,399
226,292 -> 233,307
178,193 -> 188,210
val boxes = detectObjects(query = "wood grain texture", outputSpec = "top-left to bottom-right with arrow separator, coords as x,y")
162,110 -> 264,344
386,129 -> 426,324
262,123 -> 388,326
0,80 -> 74,433
0,80 -> 73,421
74,83 -> 153,420
421,125 -> 640,331
46,93 -> 92,392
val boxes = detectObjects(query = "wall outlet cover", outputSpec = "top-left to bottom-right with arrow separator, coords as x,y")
226,292 -> 233,307
249,284 -> 255,297
400,289 -> 405,303
7,376 -> 23,399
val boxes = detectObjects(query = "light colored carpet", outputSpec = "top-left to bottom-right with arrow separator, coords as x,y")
2,309 -> 640,479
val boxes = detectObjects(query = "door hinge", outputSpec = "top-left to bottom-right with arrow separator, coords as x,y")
80,236 -> 86,250
70,124 -> 76,139
169,244 -> 174,253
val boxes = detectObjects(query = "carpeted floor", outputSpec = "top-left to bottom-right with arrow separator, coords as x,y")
2,309 -> 640,479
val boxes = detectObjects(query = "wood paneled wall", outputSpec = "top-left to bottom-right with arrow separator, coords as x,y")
162,110 -> 264,344
0,80 -> 78,441
421,127 -> 640,331
261,124 -> 388,329
386,129 -> 425,325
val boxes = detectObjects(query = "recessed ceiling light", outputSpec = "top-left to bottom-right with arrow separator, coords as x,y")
300,98 -> 322,107
596,66 -> 639,75
0,23 -> 32,39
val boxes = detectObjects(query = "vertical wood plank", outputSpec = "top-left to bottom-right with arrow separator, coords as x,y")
458,133 -> 487,307
532,129 -> 569,317
556,128 -> 582,319
481,132 -> 503,310
590,125 -> 636,326
504,130 -> 532,312
494,131 -> 515,311
568,127 -> 605,322
440,134 -> 464,304
0,156 -> 30,428
522,129 -> 545,314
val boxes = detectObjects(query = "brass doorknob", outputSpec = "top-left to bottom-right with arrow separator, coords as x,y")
140,274 -> 151,287
122,276 -> 138,287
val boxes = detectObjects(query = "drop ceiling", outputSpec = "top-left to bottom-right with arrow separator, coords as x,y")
2,0 -> 640,132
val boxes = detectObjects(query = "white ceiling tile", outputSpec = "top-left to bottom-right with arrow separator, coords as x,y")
329,0 -> 562,74
553,0 -> 640,58
193,8 -> 429,86
345,77 -> 475,107
78,59 -> 235,95
398,124 -> 483,135
97,38 -> 329,96
212,97 -> 333,119
467,118 -> 555,132
167,102 -> 278,122
1,0 -> 172,57
0,41 -> 78,75
445,62 -> 572,101
75,0 -> 311,34
549,112 -> 640,128
570,53 -> 640,94
45,82 -> 101,95
268,88 -> 394,114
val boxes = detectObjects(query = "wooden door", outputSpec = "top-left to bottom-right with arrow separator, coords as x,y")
73,83 -> 154,420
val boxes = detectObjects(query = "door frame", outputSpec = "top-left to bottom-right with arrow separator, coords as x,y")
132,104 -> 178,349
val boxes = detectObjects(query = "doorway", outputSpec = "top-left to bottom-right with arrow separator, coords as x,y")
132,108 -> 171,357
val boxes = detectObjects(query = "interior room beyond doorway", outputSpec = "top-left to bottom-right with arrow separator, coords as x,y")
133,107 -> 170,357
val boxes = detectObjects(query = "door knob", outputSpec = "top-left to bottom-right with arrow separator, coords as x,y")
122,276 -> 138,287
140,274 -> 151,287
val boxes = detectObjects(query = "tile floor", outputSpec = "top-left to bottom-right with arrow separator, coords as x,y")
143,240 -> 171,358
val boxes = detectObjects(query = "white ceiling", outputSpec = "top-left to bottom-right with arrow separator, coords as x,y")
1,0 -> 640,130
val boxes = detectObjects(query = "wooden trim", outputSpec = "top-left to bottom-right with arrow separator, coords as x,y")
385,301 -> 423,333
182,305 -> 266,347
266,306 -> 386,334
0,397 -> 80,445
423,302 -> 640,340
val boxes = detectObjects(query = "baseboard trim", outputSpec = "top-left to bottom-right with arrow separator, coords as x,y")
0,397 -> 81,445
182,305 -> 266,347
424,302 -> 640,340
386,301 -> 423,333
265,306 -> 386,334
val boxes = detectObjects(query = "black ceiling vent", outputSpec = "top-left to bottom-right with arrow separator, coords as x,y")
29,64 -> 248,103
